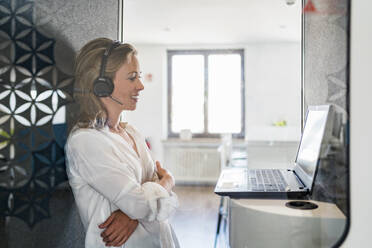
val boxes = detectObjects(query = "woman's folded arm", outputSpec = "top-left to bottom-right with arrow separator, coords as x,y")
66,130 -> 178,222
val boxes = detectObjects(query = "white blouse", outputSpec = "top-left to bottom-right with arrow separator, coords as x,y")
65,123 -> 179,248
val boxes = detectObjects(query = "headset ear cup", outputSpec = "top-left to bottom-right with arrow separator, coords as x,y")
93,77 -> 114,97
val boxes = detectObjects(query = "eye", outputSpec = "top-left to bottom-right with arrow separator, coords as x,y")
128,73 -> 137,81
128,73 -> 142,82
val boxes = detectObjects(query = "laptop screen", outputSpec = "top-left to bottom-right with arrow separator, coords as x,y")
294,105 -> 331,188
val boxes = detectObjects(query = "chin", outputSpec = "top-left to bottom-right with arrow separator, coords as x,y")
125,105 -> 136,111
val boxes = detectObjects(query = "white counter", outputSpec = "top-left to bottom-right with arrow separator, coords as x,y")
228,198 -> 346,248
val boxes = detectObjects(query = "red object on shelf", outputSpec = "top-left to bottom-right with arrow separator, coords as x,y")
145,73 -> 153,82
304,0 -> 317,13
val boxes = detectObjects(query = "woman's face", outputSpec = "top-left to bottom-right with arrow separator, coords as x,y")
111,55 -> 144,111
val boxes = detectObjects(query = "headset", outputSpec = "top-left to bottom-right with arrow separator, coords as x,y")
92,40 -> 123,104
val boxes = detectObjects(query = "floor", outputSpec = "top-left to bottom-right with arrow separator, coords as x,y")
170,185 -> 221,248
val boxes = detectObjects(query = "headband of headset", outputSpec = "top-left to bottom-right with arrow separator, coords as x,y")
99,40 -> 121,79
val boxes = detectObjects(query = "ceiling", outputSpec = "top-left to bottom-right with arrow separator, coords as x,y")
123,0 -> 302,45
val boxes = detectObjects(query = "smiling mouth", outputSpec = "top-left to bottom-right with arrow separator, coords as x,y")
131,95 -> 139,102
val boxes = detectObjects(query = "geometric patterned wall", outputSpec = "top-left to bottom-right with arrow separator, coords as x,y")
303,0 -> 349,215
0,0 -> 73,227
0,0 -> 119,230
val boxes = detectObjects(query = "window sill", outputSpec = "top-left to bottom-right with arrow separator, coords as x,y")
162,138 -> 246,147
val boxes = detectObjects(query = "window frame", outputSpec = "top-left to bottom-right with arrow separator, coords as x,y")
167,49 -> 245,139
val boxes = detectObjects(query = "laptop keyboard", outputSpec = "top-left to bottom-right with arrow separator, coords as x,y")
248,169 -> 288,192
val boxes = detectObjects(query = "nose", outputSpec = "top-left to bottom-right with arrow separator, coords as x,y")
137,78 -> 144,91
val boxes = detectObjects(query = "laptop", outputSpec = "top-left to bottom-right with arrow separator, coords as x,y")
215,105 -> 334,198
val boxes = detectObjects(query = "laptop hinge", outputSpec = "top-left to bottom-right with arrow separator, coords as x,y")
292,169 -> 307,189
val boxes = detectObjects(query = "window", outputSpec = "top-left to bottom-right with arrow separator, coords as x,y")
167,50 -> 245,138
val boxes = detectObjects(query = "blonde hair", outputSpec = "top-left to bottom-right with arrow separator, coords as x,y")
72,37 -> 137,131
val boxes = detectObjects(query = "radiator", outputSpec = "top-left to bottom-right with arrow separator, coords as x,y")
163,144 -> 221,184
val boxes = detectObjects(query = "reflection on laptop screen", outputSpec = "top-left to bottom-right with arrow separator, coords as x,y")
296,107 -> 329,179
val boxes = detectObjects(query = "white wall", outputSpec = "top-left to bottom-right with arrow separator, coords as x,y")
245,42 -> 301,141
343,0 -> 372,246
124,42 -> 302,162
122,45 -> 167,162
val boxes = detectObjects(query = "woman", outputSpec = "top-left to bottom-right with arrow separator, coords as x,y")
65,38 -> 179,248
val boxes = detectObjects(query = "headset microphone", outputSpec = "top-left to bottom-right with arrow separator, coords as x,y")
109,96 -> 123,105
74,88 -> 124,105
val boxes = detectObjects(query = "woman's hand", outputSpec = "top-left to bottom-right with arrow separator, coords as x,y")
156,161 -> 175,192
99,210 -> 138,247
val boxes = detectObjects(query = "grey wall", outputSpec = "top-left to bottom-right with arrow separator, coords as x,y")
304,0 -> 348,113
303,0 -> 349,215
34,0 -> 119,73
